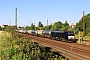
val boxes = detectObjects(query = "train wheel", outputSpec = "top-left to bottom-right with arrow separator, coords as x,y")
50,37 -> 53,40
56,38 -> 58,41
66,40 -> 69,43
59,38 -> 61,41
73,40 -> 76,43
61,38 -> 64,41
42,34 -> 45,38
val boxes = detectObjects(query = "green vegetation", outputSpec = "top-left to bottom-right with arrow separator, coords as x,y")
74,13 -> 90,36
0,27 -> 65,60
24,20 -> 70,30
31,23 -> 35,30
38,21 -> 44,27
74,13 -> 90,40
0,26 -> 1,30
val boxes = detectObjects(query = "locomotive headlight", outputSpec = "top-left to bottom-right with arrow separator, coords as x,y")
68,36 -> 74,39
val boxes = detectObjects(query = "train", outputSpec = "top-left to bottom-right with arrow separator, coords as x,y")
16,29 -> 75,43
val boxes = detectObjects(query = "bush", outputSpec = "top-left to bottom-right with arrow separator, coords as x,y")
0,31 -> 64,60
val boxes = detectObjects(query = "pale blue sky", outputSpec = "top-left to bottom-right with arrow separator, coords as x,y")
0,0 -> 90,26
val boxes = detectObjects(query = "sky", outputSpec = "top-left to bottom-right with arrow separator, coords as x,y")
0,0 -> 90,27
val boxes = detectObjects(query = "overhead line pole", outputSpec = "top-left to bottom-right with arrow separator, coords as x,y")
15,7 -> 17,28
9,20 -> 11,26
83,11 -> 85,36
47,19 -> 48,26
47,19 -> 48,30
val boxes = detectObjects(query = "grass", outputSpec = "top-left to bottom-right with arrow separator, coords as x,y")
75,32 -> 90,40
75,35 -> 90,40
0,31 -> 65,60
84,36 -> 90,40
75,33 -> 90,45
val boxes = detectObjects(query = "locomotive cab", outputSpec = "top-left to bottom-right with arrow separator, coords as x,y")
67,31 -> 75,42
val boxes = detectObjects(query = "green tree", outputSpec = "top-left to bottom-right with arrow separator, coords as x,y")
64,20 -> 69,27
75,13 -> 90,36
51,21 -> 63,30
31,23 -> 35,30
25,26 -> 31,30
74,22 -> 79,34
84,14 -> 90,35
63,21 -> 69,30
38,21 -> 43,27
48,24 -> 52,30
0,26 -> 1,30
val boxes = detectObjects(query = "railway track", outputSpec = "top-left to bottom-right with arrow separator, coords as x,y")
18,33 -> 90,60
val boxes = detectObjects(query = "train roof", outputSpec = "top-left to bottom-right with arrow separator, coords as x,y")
51,31 -> 66,33
42,30 -> 51,31
68,31 -> 74,33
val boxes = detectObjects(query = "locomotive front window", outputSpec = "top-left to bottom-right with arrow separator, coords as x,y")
68,33 -> 74,36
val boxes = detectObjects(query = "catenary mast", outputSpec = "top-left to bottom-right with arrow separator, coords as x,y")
15,7 -> 17,28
